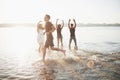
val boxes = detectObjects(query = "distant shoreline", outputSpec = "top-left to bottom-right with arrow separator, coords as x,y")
0,23 -> 120,27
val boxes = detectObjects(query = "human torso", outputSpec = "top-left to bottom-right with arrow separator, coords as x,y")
45,22 -> 53,39
57,27 -> 62,37
70,28 -> 75,37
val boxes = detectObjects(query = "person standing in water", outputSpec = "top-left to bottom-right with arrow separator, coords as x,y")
56,19 -> 64,48
37,21 -> 45,53
42,14 -> 66,63
68,19 -> 78,50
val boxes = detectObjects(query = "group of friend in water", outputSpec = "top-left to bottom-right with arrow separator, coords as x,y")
37,14 -> 78,63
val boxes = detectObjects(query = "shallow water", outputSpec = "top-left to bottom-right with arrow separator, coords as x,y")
0,26 -> 120,54
60,26 -> 120,53
0,26 -> 120,80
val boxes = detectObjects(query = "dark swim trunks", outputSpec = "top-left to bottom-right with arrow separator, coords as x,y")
57,34 -> 63,39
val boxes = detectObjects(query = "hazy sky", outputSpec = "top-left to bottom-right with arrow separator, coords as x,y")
0,0 -> 120,23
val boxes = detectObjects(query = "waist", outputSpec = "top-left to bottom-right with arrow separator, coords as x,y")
57,32 -> 62,35
70,34 -> 75,36
46,33 -> 53,37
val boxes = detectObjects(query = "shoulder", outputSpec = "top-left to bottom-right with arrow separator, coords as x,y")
46,22 -> 53,26
49,22 -> 53,26
47,22 -> 52,24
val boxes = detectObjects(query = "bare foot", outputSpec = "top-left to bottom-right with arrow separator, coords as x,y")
62,50 -> 66,56
74,46 -> 78,50
42,59 -> 46,64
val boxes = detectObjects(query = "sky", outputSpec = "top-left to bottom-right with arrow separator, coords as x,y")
0,0 -> 120,24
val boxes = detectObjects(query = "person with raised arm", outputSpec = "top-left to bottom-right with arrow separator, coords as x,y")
68,19 -> 78,50
37,21 -> 45,53
56,19 -> 64,48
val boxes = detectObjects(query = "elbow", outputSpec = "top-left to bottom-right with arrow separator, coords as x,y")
51,26 -> 55,32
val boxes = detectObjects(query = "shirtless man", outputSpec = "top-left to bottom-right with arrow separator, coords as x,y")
68,19 -> 78,50
42,14 -> 66,63
56,19 -> 64,48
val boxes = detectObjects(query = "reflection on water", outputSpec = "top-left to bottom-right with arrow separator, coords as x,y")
0,26 -> 120,53
0,26 -> 120,79
0,27 -> 40,79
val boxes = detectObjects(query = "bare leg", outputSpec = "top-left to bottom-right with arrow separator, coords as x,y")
51,46 -> 66,56
38,44 -> 41,53
42,46 -> 46,63
73,36 -> 77,46
40,43 -> 44,52
69,37 -> 72,50
73,36 -> 78,50
57,38 -> 59,48
60,37 -> 63,47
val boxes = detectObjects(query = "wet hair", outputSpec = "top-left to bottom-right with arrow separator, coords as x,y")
71,24 -> 73,27
45,14 -> 50,20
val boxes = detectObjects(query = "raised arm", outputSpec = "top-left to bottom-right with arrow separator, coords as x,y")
73,19 -> 76,28
68,19 -> 71,29
56,19 -> 59,29
61,20 -> 64,29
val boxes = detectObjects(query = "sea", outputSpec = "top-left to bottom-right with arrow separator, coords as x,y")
0,25 -> 120,79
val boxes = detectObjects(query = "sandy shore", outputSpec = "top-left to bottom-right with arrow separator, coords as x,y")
32,50 -> 120,80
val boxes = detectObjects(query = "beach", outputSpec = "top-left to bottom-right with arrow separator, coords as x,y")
0,0 -> 120,79
0,26 -> 120,80
34,50 -> 120,80
0,48 -> 120,80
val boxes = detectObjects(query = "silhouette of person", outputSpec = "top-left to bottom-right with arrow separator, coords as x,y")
56,19 -> 64,48
37,21 -> 44,53
68,19 -> 78,50
42,14 -> 66,63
